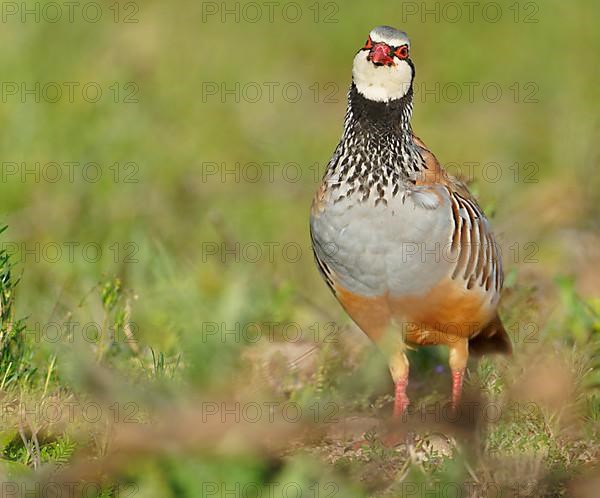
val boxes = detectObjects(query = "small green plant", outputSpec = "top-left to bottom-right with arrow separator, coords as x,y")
0,225 -> 37,389
39,435 -> 76,466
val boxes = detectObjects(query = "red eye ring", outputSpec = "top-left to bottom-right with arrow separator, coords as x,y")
363,37 -> 373,50
395,45 -> 409,59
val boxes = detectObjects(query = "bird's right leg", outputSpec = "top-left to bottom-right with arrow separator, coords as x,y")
448,338 -> 468,411
389,350 -> 410,417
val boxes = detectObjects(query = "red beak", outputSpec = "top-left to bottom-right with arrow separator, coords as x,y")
368,43 -> 395,66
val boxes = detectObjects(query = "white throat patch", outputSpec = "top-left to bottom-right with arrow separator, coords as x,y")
352,51 -> 413,102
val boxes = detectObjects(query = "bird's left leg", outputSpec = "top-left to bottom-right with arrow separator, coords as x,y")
389,349 -> 410,417
448,338 -> 469,410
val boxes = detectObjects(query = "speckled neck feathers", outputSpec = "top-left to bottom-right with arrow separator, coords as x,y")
326,84 -> 426,206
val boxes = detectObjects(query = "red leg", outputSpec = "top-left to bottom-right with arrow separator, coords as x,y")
449,339 -> 468,413
393,376 -> 410,417
389,349 -> 410,418
451,369 -> 465,411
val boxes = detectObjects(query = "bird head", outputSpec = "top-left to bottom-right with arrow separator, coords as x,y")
352,26 -> 414,103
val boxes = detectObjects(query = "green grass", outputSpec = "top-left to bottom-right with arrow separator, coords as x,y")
0,0 -> 599,495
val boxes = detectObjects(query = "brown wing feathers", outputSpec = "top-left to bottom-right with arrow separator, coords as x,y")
413,135 -> 511,353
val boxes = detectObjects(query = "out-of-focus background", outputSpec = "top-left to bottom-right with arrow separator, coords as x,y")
0,0 -> 598,496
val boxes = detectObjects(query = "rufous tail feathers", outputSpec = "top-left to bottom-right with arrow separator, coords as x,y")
469,314 -> 512,356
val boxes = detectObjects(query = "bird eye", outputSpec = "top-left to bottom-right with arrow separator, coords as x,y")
395,45 -> 409,59
363,37 -> 373,50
